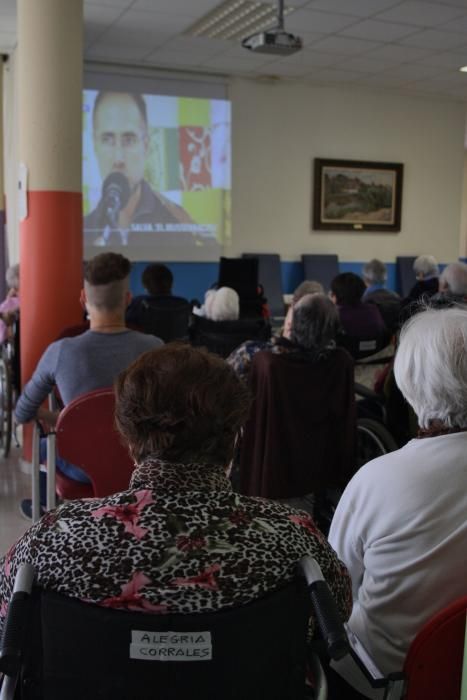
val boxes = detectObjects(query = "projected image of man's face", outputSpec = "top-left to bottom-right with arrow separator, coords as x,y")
93,93 -> 148,191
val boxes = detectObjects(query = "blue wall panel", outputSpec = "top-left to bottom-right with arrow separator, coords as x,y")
130,258 -> 457,300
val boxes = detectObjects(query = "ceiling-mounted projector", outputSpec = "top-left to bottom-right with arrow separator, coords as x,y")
242,0 -> 302,56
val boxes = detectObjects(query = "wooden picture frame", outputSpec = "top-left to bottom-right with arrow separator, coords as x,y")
313,158 -> 403,232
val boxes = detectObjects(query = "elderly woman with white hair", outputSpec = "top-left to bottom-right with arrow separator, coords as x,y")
327,306 -> 467,699
403,254 -> 439,305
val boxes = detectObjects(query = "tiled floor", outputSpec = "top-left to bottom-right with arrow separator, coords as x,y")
0,446 -> 30,556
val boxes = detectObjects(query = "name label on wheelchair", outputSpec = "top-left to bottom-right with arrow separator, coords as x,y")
130,630 -> 212,661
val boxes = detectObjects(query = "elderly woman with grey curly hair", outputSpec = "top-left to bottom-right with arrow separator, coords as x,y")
0,343 -> 352,642
327,306 -> 467,699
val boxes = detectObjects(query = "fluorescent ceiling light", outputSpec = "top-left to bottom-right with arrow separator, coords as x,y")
185,0 -> 295,41
459,65 -> 467,73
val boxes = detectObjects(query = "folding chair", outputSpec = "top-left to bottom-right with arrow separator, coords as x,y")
301,255 -> 339,294
0,557 -> 348,700
30,388 -> 134,521
343,595 -> 467,699
242,253 -> 284,318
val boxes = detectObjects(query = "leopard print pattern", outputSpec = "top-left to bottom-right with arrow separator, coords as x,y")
0,459 -> 351,634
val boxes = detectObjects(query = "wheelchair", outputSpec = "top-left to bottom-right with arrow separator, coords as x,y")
0,557 -> 348,700
0,318 -> 20,458
2,562 -> 465,700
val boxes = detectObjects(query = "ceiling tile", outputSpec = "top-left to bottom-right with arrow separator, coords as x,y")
86,43 -> 156,61
438,13 -> 467,30
83,4 -> 125,24
158,35 -> 228,53
145,46 -> 221,65
333,55 -> 399,72
221,43 -> 279,59
143,51 -> 210,70
84,22 -> 109,47
375,0 -> 466,25
113,9 -> 193,33
290,49 -> 342,67
424,0 -> 467,7
404,77 -> 467,93
131,0 -> 220,16
341,19 -> 419,41
307,0 -> 402,17
353,73 -> 412,86
308,67 -> 367,81
294,30 -> 328,46
265,48 -> 340,68
364,43 -> 436,62
415,49 -> 467,67
84,0 -> 133,7
379,63 -> 448,79
397,28 -> 467,48
201,53 -> 273,69
256,60 -> 313,76
97,26 -> 172,49
311,36 -> 381,54
285,8 -> 358,33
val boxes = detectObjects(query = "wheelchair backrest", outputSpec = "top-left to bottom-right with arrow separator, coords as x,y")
19,579 -> 310,700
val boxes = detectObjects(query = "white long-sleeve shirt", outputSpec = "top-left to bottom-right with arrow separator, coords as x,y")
329,432 -> 467,698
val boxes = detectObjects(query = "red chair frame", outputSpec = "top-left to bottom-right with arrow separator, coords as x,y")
54,387 -> 134,500
403,595 -> 467,700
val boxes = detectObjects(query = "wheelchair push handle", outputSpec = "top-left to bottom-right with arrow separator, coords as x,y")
298,556 -> 349,661
0,564 -> 35,680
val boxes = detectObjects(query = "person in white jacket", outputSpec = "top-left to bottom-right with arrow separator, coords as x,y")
328,305 -> 467,699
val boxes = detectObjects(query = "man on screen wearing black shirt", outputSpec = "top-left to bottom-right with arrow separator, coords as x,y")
84,91 -> 193,246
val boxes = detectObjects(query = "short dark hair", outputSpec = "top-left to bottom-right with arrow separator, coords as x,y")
115,343 -> 251,465
84,253 -> 131,311
142,264 -> 173,296
331,272 -> 366,306
291,294 -> 340,354
92,91 -> 148,130
85,253 -> 131,286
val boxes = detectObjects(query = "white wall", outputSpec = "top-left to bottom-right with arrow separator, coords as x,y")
228,77 -> 466,263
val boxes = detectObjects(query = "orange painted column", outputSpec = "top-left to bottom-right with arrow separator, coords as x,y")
18,0 -> 83,391
18,0 -> 83,460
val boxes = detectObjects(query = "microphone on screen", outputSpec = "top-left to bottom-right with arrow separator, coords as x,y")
101,172 -> 131,229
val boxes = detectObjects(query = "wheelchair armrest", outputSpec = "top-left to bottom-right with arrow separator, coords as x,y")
344,625 -> 405,692
298,556 -> 349,661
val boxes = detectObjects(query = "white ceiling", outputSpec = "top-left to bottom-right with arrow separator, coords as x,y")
3,0 -> 467,100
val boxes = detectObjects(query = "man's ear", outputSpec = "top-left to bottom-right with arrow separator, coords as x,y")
79,289 -> 87,309
125,290 -> 132,308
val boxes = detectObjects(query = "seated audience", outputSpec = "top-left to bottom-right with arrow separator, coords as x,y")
193,286 -> 240,321
239,294 -> 356,516
190,287 -> 269,358
292,280 -> 324,301
330,273 -> 388,356
431,261 -> 467,307
15,253 -> 162,517
0,344 -> 352,640
328,307 -> 467,698
361,259 -> 400,334
283,279 -> 324,337
125,263 -> 190,338
0,264 -> 20,344
228,292 -> 334,382
404,254 -> 439,304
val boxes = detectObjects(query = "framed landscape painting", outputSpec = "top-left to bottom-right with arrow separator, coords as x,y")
313,158 -> 403,232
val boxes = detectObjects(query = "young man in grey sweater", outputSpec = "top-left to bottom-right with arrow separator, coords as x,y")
15,252 -> 162,517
